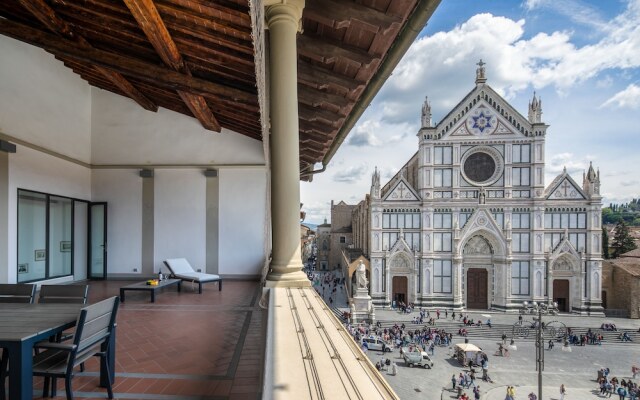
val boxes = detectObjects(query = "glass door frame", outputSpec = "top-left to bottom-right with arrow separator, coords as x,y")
88,202 -> 108,280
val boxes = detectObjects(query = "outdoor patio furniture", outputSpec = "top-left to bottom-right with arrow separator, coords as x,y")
38,285 -> 89,304
32,296 -> 119,400
163,258 -> 222,293
0,284 -> 36,303
119,278 -> 181,302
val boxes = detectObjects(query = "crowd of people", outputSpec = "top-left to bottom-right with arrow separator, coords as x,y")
597,367 -> 639,399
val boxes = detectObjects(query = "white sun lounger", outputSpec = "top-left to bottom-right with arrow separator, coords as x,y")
163,258 -> 222,293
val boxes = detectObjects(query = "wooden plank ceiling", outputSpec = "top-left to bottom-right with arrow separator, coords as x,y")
0,0 -> 420,172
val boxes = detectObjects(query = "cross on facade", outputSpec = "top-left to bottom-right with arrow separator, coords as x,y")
398,184 -> 406,198
477,59 -> 485,68
559,180 -> 572,197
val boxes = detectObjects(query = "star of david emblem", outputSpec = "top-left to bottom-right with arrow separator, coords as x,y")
472,111 -> 493,133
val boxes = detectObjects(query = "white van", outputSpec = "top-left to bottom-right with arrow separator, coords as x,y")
402,348 -> 434,369
362,337 -> 391,352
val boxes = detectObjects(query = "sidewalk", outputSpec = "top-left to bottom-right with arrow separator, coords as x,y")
480,385 -> 599,400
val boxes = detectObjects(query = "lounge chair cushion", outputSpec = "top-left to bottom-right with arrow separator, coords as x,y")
164,258 -> 220,282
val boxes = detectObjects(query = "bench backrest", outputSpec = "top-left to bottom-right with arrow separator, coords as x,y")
39,284 -> 90,304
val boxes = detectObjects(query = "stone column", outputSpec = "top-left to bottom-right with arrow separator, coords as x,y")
264,0 -> 309,287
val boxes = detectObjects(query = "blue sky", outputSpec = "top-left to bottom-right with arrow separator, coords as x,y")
301,0 -> 640,224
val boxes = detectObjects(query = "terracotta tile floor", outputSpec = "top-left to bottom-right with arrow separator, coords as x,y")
27,279 -> 265,400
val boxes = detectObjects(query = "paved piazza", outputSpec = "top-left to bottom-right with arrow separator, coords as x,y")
358,309 -> 640,400
312,272 -> 640,399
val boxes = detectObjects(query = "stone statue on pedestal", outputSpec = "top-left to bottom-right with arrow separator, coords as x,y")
356,260 -> 368,289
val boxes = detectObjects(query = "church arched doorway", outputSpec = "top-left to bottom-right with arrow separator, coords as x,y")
392,276 -> 408,305
553,279 -> 570,312
466,268 -> 488,309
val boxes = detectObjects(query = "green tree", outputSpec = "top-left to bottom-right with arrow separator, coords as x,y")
602,227 -> 610,259
611,220 -> 638,258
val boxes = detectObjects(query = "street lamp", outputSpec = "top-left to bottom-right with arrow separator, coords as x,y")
513,301 -> 569,400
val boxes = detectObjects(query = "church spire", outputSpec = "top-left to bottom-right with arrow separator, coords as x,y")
583,161 -> 601,197
528,91 -> 543,123
421,96 -> 432,128
475,59 -> 487,85
370,166 -> 381,199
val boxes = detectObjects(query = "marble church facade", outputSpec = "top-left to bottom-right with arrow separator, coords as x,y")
352,63 -> 604,314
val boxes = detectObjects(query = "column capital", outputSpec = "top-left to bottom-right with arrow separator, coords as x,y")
265,0 -> 305,31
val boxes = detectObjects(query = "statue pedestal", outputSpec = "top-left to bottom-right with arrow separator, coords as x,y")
350,288 -> 374,324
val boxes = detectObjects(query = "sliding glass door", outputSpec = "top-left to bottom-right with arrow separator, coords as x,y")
18,190 -> 74,282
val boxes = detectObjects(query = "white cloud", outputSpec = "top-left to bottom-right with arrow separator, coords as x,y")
621,180 -> 640,187
346,120 -> 383,147
333,164 -> 369,183
523,0 -> 609,31
600,83 -> 640,109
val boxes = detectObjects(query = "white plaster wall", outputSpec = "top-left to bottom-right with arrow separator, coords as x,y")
154,170 -> 206,272
218,168 -> 267,276
7,146 -> 91,283
0,36 -> 91,162
91,170 -> 142,274
90,88 -> 265,165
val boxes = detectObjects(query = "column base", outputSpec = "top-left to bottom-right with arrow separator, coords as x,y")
265,269 -> 311,288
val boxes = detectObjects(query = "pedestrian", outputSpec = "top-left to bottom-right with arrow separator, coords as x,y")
502,333 -> 507,345
474,385 -> 481,400
633,365 -> 639,379
548,339 -> 554,349
452,311 -> 456,320
528,393 -> 537,400
560,384 -> 566,400
451,374 -> 457,390
518,314 -> 523,325
445,309 -> 448,318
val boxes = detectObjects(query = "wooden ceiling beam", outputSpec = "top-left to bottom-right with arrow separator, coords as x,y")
299,104 -> 344,126
18,0 -> 158,112
298,34 -> 379,68
298,60 -> 365,93
123,0 -> 221,132
304,0 -> 401,34
299,85 -> 350,109
0,19 -> 257,105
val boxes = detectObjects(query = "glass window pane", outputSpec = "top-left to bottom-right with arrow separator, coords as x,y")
435,170 -> 442,187
443,278 -> 452,293
512,278 -> 520,294
398,214 -> 405,229
443,233 -> 452,251
578,213 -> 586,228
553,214 -> 560,228
569,213 -> 577,228
434,234 -> 442,251
443,214 -> 452,229
383,214 -> 390,228
435,147 -> 443,164
522,145 -> 530,163
521,234 -> 530,252
49,196 -> 73,278
434,214 -> 442,228
512,168 -> 520,185
382,233 -> 389,250
522,168 -> 530,185
413,214 -> 420,228
18,191 -> 47,282
513,145 -> 521,163
405,214 -> 412,229
545,214 -> 551,228
390,214 -> 397,228
561,213 -> 569,228
444,169 -> 452,186
444,147 -> 452,164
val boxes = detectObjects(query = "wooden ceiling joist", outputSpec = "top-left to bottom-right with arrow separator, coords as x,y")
17,0 -> 158,112
123,0 -> 221,132
299,104 -> 344,126
299,86 -> 351,109
298,34 -> 379,68
298,60 -> 365,93
0,19 -> 256,104
304,0 -> 401,34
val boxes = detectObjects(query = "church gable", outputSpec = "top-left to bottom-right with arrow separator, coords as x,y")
382,178 -> 420,202
389,234 -> 413,255
545,173 -> 586,200
436,85 -> 531,141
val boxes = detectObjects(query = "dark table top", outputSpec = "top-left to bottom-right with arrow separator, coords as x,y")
0,303 -> 82,342
120,278 -> 181,290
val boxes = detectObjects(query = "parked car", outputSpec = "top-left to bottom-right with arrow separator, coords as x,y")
401,347 -> 434,369
362,337 -> 391,352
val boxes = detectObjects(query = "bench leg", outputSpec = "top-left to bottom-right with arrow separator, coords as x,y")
119,289 -> 125,303
198,282 -> 202,294
219,280 -> 222,291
